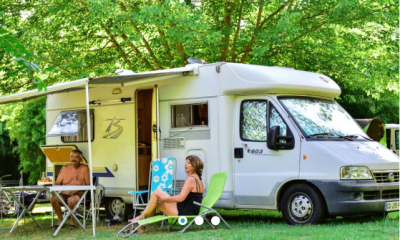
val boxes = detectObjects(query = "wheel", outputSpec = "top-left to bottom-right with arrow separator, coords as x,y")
0,195 -> 18,217
105,198 -> 126,219
281,183 -> 326,225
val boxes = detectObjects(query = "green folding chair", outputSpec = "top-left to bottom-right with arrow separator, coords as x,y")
117,172 -> 230,237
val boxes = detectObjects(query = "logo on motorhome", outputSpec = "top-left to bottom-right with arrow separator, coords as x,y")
103,116 -> 126,139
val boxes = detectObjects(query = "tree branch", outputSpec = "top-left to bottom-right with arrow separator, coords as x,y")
220,1 -> 235,61
103,26 -> 132,69
119,1 -> 163,69
240,0 -> 264,63
231,0 -> 243,62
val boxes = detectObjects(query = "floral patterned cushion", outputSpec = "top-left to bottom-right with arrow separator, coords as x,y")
150,158 -> 175,195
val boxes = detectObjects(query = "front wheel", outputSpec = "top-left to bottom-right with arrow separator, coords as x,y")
281,183 -> 326,225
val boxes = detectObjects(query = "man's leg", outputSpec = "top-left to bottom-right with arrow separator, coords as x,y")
67,195 -> 81,226
50,195 -> 64,225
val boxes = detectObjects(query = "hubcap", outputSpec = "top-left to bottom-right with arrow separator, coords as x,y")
111,199 -> 125,215
290,194 -> 312,219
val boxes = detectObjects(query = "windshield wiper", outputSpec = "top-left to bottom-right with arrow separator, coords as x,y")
307,132 -> 353,141
343,134 -> 374,141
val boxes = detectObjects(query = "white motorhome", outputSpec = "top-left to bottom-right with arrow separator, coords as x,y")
2,62 -> 397,224
386,124 -> 399,156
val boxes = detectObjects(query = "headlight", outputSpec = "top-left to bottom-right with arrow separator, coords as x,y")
340,166 -> 373,180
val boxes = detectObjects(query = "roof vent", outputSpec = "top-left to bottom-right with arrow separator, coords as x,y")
187,57 -> 207,64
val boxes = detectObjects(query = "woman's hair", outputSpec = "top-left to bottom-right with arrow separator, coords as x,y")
186,155 -> 204,179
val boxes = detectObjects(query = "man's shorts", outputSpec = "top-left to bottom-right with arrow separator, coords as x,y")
59,193 -> 83,203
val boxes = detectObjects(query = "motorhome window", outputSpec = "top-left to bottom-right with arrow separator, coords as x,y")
395,130 -> 399,150
171,103 -> 208,128
269,106 -> 287,137
279,97 -> 366,138
46,110 -> 94,142
240,100 -> 267,141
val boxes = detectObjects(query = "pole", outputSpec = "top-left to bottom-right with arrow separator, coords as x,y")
85,84 -> 96,237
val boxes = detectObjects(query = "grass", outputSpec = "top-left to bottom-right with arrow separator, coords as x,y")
0,204 -> 398,239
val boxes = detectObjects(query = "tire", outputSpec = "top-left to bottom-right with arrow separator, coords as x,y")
281,183 -> 327,225
105,198 -> 125,219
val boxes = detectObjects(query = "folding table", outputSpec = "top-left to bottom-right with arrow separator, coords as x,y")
49,185 -> 92,237
1,185 -> 49,233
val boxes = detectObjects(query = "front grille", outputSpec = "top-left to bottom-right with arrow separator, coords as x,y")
382,189 -> 399,199
373,171 -> 399,183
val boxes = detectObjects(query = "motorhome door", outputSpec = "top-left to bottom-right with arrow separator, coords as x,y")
233,97 -> 301,208
136,87 -> 159,191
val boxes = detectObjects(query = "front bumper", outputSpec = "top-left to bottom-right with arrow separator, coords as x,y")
309,180 -> 399,216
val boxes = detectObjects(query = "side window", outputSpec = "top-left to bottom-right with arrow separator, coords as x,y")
171,103 -> 208,128
395,130 -> 399,150
269,105 -> 287,137
46,110 -> 94,142
240,100 -> 267,141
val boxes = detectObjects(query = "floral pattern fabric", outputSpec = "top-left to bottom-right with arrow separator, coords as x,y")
151,157 -> 175,194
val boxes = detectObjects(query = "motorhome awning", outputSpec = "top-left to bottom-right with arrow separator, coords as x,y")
89,65 -> 197,85
0,64 -> 198,105
0,78 -> 89,104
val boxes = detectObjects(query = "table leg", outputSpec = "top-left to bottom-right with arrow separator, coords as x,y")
52,191 -> 89,237
7,190 -> 45,233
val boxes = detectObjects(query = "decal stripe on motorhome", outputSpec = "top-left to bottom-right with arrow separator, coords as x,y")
46,167 -> 115,178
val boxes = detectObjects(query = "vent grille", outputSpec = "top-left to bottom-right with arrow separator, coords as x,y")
373,171 -> 399,183
163,137 -> 185,149
382,190 -> 399,199
363,191 -> 379,200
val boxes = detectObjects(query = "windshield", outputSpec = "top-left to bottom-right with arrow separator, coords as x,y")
279,97 -> 366,138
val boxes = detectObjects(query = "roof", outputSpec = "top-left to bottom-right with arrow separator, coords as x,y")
219,63 -> 341,98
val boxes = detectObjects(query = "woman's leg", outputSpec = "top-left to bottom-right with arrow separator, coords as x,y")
129,189 -> 178,222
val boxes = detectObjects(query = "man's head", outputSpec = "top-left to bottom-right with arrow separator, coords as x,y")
70,149 -> 83,166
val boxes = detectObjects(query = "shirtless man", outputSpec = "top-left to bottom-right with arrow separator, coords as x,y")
50,149 -> 90,230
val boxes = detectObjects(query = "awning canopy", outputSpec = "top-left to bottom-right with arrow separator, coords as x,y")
0,65 -> 198,105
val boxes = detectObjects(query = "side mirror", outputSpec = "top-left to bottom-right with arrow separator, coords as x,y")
267,125 -> 294,150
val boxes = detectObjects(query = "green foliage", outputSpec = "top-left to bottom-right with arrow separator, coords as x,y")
5,97 -> 46,184
0,0 -> 397,103
0,121 -> 19,179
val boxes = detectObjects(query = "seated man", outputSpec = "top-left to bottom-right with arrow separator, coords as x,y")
50,149 -> 90,230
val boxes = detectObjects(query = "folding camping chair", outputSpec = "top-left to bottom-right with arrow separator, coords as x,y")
76,177 -> 105,223
128,158 -> 176,218
118,172 -> 230,237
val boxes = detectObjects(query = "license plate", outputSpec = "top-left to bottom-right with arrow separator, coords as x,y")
385,201 -> 399,211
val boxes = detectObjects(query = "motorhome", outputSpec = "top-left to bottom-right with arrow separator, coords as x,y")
1,62 -> 398,224
386,124 -> 399,156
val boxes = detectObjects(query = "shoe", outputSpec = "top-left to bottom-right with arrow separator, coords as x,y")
69,224 -> 77,230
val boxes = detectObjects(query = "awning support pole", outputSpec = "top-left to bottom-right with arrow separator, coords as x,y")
85,83 -> 96,237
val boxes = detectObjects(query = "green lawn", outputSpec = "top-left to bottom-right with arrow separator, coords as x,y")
0,204 -> 398,239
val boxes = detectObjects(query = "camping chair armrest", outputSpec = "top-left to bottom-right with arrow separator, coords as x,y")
128,190 -> 148,195
193,201 -> 212,211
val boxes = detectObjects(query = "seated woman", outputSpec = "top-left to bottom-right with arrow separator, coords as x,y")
128,155 -> 204,233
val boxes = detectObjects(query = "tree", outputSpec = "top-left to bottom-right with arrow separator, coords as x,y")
4,97 -> 46,184
0,1 -> 397,101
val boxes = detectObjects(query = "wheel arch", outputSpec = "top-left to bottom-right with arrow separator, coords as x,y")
276,180 -> 328,212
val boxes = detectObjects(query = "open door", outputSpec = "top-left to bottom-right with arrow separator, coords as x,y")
151,85 -> 159,160
136,87 -> 159,192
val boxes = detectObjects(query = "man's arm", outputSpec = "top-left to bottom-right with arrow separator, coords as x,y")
84,165 -> 90,185
54,166 -> 65,185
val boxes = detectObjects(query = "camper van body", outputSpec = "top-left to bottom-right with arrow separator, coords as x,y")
386,124 -> 399,156
43,63 -> 399,224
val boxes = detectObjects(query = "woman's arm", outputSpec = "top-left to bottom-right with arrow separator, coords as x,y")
161,177 -> 195,203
